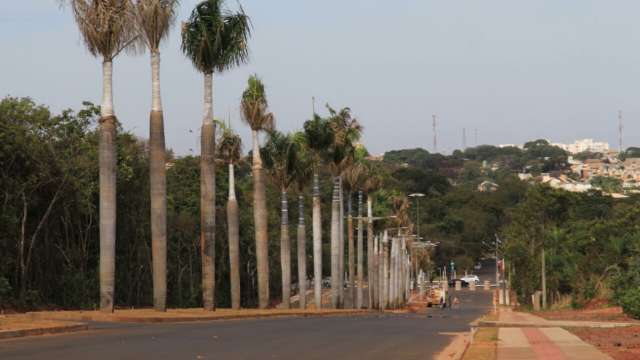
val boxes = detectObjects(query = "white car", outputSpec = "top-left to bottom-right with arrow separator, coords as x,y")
461,274 -> 480,285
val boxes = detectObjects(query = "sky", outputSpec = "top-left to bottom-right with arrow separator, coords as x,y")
2,1 -> 640,156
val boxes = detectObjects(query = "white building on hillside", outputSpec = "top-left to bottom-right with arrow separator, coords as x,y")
552,139 -> 610,154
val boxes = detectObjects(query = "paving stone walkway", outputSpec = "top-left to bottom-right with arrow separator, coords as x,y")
496,309 -> 612,360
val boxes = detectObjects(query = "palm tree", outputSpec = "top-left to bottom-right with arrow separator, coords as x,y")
363,163 -> 382,309
182,0 -> 250,311
292,133 -> 312,309
302,114 -> 332,309
343,162 -> 365,308
263,131 -> 297,309
241,75 -> 274,309
133,0 -> 179,313
326,106 -> 362,308
67,0 -> 137,313
217,123 -> 243,310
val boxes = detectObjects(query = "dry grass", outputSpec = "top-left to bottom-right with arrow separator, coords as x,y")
462,328 -> 498,360
0,315 -> 74,331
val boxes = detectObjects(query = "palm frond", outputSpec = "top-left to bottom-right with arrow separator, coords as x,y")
181,0 -> 251,74
217,126 -> 242,164
69,0 -> 139,60
134,0 -> 179,51
240,75 -> 275,131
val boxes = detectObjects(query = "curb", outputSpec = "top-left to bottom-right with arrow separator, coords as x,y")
28,310 -> 376,324
0,323 -> 88,340
477,320 -> 635,329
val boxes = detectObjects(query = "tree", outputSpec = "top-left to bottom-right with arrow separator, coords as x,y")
292,133 -> 312,309
363,162 -> 383,308
67,0 -> 138,313
241,75 -> 274,309
326,106 -> 362,308
133,0 -> 179,312
303,114 -> 333,309
217,123 -> 243,309
262,131 -> 298,309
181,0 -> 250,310
343,161 -> 366,308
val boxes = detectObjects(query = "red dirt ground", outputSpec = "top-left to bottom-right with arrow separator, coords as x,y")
571,326 -> 640,360
535,306 -> 640,323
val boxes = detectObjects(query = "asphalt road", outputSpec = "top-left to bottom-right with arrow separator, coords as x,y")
0,290 -> 491,360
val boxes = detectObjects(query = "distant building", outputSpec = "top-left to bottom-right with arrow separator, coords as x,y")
551,139 -> 610,154
477,180 -> 499,192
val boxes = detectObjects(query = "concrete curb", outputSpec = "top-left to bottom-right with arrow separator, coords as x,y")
0,323 -> 88,340
477,320 -> 635,329
27,310 -> 376,324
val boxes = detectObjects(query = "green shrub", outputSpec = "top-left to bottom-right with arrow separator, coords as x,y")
620,288 -> 640,319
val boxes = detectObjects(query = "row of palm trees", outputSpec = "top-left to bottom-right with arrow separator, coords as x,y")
66,0 -> 397,312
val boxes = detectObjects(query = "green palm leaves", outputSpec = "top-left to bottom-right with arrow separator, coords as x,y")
241,75 -> 275,132
181,0 -> 250,74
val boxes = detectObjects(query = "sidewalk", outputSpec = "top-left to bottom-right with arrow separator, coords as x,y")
495,309 -> 612,360
479,308 -> 635,329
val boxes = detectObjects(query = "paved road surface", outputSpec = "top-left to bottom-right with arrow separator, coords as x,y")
0,290 -> 491,360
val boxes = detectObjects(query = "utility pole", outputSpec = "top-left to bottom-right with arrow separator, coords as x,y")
474,128 -> 478,147
312,96 -> 316,114
619,110 -> 623,154
462,128 -> 467,150
432,115 -> 437,153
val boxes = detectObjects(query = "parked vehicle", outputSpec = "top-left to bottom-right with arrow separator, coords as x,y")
448,278 -> 468,287
461,274 -> 480,285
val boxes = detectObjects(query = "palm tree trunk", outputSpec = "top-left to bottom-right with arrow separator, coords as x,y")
356,191 -> 364,309
253,130 -> 270,309
338,176 -> 344,307
366,195 -> 374,309
149,50 -> 167,312
378,235 -> 384,309
280,190 -> 291,309
347,192 -> 355,308
200,72 -> 216,311
99,60 -> 117,313
382,232 -> 389,309
312,173 -> 322,309
373,234 -> 379,309
390,239 -> 396,308
297,195 -> 307,309
227,163 -> 241,310
330,177 -> 340,309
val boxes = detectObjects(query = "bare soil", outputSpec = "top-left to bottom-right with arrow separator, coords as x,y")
571,326 -> 640,360
534,306 -> 640,323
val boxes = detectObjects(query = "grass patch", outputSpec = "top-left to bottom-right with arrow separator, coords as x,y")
462,328 -> 497,360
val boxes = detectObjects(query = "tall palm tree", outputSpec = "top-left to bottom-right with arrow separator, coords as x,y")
302,114 -> 332,309
182,0 -> 250,311
134,0 -> 179,313
241,75 -> 274,309
363,163 -> 382,309
292,133 -> 312,309
326,106 -> 362,308
343,162 -> 365,308
67,0 -> 138,313
262,130 -> 297,309
217,123 -> 243,310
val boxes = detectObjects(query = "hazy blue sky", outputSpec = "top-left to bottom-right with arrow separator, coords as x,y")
2,1 -> 640,155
